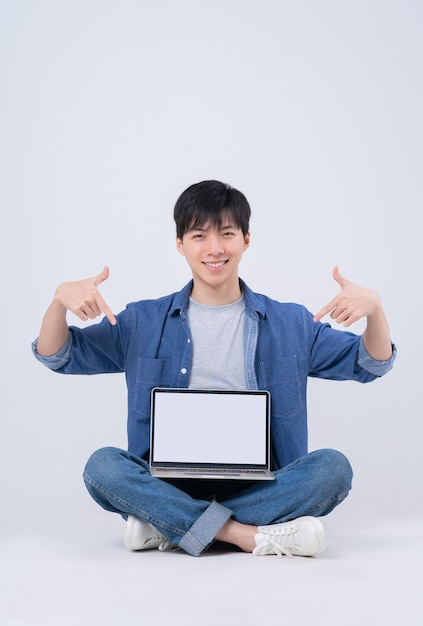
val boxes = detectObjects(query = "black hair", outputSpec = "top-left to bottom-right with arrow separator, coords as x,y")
174,180 -> 251,240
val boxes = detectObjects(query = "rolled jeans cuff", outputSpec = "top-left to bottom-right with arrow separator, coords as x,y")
178,500 -> 232,557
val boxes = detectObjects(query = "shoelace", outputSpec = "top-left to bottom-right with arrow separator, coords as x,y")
253,526 -> 299,557
253,538 -> 295,557
158,539 -> 179,552
148,527 -> 179,552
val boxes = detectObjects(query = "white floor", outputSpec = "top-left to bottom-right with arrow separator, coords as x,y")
2,502 -> 422,626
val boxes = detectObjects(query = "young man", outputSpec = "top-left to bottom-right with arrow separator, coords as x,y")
33,180 -> 396,557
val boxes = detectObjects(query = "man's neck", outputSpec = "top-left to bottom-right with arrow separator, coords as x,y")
190,280 -> 242,306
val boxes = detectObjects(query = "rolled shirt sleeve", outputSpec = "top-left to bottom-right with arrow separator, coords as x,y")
357,336 -> 397,376
31,334 -> 72,371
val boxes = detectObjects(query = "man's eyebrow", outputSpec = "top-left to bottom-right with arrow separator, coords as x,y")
187,224 -> 237,233
187,226 -> 207,233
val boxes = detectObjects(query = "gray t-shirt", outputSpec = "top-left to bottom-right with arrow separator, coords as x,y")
187,296 -> 247,390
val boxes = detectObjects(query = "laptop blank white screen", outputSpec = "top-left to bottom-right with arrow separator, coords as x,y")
151,391 -> 268,465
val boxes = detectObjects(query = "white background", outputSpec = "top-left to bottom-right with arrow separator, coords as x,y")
1,0 -> 422,533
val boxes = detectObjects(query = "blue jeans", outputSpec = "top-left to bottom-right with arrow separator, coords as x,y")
83,447 -> 352,557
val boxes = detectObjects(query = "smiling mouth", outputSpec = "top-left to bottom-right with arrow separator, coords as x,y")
203,261 -> 228,268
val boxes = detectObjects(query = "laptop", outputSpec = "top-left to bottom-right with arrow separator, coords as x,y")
149,388 -> 275,480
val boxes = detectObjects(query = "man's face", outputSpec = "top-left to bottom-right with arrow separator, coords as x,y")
176,221 -> 250,294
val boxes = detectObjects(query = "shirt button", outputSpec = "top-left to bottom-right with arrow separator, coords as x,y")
181,368 -> 187,374
187,338 -> 191,343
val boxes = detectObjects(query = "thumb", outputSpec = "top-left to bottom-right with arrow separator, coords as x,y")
93,265 -> 110,287
332,265 -> 347,289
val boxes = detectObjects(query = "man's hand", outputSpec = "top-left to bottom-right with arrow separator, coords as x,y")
54,265 -> 117,325
313,266 -> 382,327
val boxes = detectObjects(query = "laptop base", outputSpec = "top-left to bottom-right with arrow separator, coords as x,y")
150,467 -> 275,480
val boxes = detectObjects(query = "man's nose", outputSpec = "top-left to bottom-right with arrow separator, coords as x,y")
207,236 -> 224,255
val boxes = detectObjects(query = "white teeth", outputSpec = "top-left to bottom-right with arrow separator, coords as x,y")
205,261 -> 226,267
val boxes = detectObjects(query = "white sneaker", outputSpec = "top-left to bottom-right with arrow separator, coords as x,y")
124,515 -> 178,552
253,516 -> 326,557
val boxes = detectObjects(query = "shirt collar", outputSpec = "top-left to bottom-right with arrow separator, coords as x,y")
168,278 -> 266,319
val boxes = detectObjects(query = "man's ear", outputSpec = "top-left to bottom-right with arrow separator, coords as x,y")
244,232 -> 251,250
176,237 -> 185,256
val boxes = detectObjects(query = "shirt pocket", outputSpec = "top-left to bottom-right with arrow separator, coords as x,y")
132,357 -> 172,417
259,355 -> 304,420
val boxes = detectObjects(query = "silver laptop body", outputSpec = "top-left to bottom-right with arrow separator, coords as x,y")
149,388 -> 275,480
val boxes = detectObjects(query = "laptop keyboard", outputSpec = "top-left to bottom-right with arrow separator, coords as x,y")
156,467 -> 269,475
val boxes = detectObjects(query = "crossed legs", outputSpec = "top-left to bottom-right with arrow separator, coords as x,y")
83,447 -> 352,556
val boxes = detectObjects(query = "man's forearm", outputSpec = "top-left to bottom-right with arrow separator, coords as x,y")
363,307 -> 393,361
36,299 -> 69,356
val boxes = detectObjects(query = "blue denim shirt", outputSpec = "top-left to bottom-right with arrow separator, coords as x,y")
32,279 -> 396,469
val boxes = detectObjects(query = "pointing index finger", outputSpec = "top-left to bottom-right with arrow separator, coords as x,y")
96,293 -> 117,325
313,296 -> 339,323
